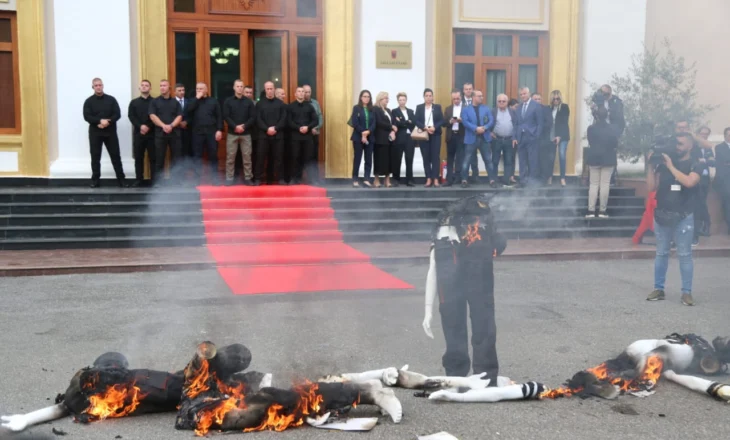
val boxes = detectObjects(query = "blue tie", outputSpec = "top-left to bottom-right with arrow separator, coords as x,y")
522,102 -> 528,117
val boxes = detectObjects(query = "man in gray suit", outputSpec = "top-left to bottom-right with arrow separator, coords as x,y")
515,87 -> 543,187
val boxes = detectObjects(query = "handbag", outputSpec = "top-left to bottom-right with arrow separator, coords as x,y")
411,111 -> 431,141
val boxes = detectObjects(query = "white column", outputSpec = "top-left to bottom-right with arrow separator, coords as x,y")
353,0 -> 427,177
47,0 -> 134,178
577,0 -> 647,174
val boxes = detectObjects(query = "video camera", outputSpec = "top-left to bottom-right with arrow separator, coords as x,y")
648,134 -> 678,165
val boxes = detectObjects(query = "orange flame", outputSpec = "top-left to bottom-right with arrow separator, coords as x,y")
194,397 -> 240,436
243,381 -> 328,433
461,221 -> 482,246
540,354 -> 664,399
82,381 -> 147,420
185,359 -> 212,400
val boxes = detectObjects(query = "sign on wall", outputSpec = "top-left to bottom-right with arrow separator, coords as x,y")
375,41 -> 412,69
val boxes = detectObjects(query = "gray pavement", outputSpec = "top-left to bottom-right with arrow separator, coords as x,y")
1,258 -> 730,440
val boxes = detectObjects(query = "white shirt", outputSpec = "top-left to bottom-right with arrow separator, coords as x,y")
452,104 -> 461,130
425,105 -> 433,127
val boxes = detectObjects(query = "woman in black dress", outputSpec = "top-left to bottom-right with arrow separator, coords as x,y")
372,91 -> 397,188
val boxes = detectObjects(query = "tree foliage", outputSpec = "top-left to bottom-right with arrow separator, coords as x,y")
585,39 -> 717,163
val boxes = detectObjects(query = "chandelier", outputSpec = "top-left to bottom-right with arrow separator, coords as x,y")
210,47 -> 240,65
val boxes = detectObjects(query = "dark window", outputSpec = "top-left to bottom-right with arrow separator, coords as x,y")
482,36 -> 512,57
0,18 -> 11,43
454,34 -> 475,56
454,63 -> 474,90
519,36 -> 539,57
0,12 -> 18,131
297,36 -> 318,98
174,33 -> 197,98
209,34 -> 241,105
173,0 -> 195,13
297,0 -> 317,18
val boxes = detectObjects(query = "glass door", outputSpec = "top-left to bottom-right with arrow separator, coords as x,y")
481,63 -> 512,109
251,31 -> 288,102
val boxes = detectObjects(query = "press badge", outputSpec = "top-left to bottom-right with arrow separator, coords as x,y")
671,184 -> 681,191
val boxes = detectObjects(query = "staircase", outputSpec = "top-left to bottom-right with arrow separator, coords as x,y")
0,185 -> 646,250
328,186 -> 644,242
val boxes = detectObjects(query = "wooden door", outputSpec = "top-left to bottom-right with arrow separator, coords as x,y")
480,63 -> 512,109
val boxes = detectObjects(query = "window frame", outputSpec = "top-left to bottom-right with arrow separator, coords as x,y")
0,11 -> 21,134
452,30 -> 548,101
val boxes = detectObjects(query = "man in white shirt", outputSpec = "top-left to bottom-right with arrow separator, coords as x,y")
444,90 -> 465,186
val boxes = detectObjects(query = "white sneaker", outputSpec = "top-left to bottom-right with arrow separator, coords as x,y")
585,213 -> 596,218
598,212 -> 609,218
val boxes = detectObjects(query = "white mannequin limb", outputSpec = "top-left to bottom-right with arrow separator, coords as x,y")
418,432 -> 460,440
423,226 -> 460,339
397,367 -> 501,390
626,339 -> 694,373
318,367 -> 400,387
428,381 -> 544,403
662,370 -> 730,402
1,403 -> 69,432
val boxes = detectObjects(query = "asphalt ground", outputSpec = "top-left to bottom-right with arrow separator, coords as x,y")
1,258 -> 730,440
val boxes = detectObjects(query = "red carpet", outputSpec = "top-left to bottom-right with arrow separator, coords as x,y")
197,185 -> 413,295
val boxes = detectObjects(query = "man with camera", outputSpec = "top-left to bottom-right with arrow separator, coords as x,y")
646,132 -> 706,306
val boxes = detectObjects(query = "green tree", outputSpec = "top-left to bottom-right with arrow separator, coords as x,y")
585,39 -> 717,164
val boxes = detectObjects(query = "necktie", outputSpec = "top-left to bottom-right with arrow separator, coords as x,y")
522,102 -> 528,117
179,99 -> 184,109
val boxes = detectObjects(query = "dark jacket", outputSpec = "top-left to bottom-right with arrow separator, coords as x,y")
538,104 -> 553,142
551,103 -> 570,141
255,97 -> 288,140
444,104 -> 465,143
415,103 -> 445,136
349,105 -> 376,143
490,107 -> 518,138
186,96 -> 223,134
148,95 -> 183,136
392,107 -> 415,145
287,100 -> 318,141
127,95 -> 154,137
586,121 -> 618,167
223,95 -> 256,135
83,94 -> 121,135
592,93 -> 625,137
373,106 -> 394,145
715,142 -> 730,191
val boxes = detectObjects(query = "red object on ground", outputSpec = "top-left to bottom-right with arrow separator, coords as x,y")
197,185 -> 414,295
632,191 -> 657,244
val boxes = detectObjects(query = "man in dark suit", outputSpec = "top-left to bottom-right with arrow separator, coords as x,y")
174,83 -> 194,177
533,93 -> 554,185
444,90 -> 466,186
460,90 -> 495,188
515,87 -> 543,187
461,82 -> 479,183
490,93 -> 518,185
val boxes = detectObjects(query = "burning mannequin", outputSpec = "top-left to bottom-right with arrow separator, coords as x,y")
423,195 -> 507,380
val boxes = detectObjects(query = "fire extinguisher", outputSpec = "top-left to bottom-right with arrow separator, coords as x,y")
441,159 -> 448,183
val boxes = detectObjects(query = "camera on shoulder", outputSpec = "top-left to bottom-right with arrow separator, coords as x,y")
649,134 -> 678,165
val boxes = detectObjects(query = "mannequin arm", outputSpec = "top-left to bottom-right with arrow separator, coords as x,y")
423,248 -> 437,339
1,403 -> 69,432
428,382 -> 544,402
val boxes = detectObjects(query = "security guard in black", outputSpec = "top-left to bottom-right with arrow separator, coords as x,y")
82,78 -> 126,186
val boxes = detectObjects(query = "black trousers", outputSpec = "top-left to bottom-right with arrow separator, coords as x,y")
308,134 -> 321,183
491,137 -> 515,183
393,141 -> 415,182
290,137 -> 315,182
446,136 -> 464,184
538,138 -> 556,184
154,133 -> 182,182
89,132 -> 125,181
192,131 -> 220,183
419,135 -> 442,180
352,140 -> 373,181
133,133 -> 155,181
434,240 -> 499,379
255,137 -> 284,183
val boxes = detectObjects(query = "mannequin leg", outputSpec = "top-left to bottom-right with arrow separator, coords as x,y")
663,370 -> 730,402
428,382 -> 544,402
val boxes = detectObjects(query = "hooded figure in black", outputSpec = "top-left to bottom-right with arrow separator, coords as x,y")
422,195 -> 507,382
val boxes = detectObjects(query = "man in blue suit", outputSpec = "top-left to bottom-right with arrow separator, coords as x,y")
460,90 -> 495,188
515,87 -> 543,186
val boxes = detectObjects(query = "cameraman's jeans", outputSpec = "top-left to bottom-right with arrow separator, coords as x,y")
654,214 -> 694,294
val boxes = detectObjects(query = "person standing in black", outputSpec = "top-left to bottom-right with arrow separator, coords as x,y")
186,82 -> 223,185
149,80 -> 183,186
82,78 -> 126,187
127,79 -> 155,187
392,92 -> 416,186
223,80 -> 256,186
533,93 -> 554,185
175,84 -> 193,166
255,81 -> 287,185
287,87 -> 318,185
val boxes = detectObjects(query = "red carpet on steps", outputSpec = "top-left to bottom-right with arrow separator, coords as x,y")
197,185 -> 413,295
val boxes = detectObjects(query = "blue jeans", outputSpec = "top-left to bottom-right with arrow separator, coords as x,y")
461,138 -> 494,181
654,214 -> 694,294
557,140 -> 568,179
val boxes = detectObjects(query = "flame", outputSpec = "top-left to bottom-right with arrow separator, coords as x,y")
243,381 -> 328,433
185,359 -> 211,400
461,221 -> 481,246
194,397 -> 239,436
540,354 -> 664,399
82,381 -> 147,421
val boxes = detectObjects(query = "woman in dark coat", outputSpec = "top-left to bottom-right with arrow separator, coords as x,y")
372,91 -> 397,187
349,90 -> 376,187
585,107 -> 618,217
549,90 -> 571,186
415,88 -> 445,187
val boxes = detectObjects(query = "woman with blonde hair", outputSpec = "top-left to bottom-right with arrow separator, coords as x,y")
549,90 -> 571,186
372,91 -> 397,187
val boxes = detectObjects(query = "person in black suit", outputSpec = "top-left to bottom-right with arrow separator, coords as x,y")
443,90 -> 465,186
349,90 -> 376,187
549,90 -> 571,186
372,91 -> 397,187
715,127 -> 730,234
515,87 -> 543,187
533,93 -> 554,185
461,83 -> 479,183
392,92 -> 416,186
415,88 -> 445,187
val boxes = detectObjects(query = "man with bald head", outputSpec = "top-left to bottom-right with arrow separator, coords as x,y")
490,93 -> 518,185
186,82 -> 223,184
255,81 -> 288,185
83,77 -> 127,187
275,88 -> 287,103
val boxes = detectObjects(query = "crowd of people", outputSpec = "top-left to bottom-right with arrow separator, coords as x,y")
348,83 -> 573,189
83,77 -> 323,188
